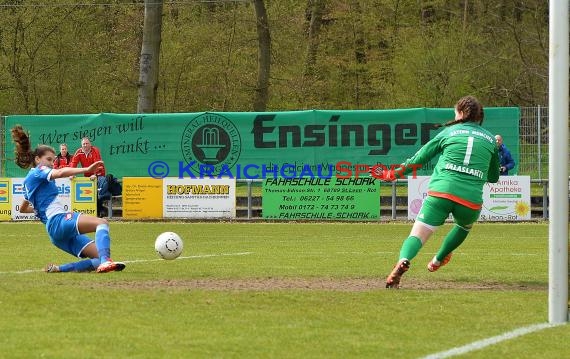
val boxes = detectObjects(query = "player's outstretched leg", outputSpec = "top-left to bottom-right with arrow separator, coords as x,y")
45,259 -> 125,273
45,258 -> 100,273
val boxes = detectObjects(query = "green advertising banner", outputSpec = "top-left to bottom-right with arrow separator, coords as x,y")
262,177 -> 380,220
3,108 -> 519,178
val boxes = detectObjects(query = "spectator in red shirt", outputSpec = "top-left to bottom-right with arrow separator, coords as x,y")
71,137 -> 110,217
70,137 -> 106,179
53,143 -> 73,169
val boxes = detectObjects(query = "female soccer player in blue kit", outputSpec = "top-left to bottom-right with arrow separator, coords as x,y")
11,125 -> 125,273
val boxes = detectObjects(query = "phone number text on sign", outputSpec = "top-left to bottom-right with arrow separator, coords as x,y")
262,177 -> 379,220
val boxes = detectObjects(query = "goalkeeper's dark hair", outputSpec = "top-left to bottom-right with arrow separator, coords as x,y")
11,125 -> 55,169
434,95 -> 484,128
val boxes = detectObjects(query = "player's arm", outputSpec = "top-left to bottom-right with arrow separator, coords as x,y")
19,199 -> 35,213
51,161 -> 104,180
372,134 -> 444,181
398,134 -> 444,176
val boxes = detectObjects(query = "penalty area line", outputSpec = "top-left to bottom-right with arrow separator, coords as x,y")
0,252 -> 254,275
419,322 -> 566,359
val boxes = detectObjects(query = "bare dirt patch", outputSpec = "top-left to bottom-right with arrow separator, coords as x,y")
97,278 -> 546,291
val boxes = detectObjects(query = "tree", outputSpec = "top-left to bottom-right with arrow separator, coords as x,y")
304,0 -> 325,77
0,1 -> 551,113
253,0 -> 271,111
137,0 -> 163,113
0,5 -> 78,113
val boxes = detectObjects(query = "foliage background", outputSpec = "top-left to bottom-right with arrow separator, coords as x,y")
0,0 -> 548,114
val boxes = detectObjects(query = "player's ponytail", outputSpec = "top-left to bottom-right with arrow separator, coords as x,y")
11,125 -> 35,169
10,125 -> 55,169
433,119 -> 462,128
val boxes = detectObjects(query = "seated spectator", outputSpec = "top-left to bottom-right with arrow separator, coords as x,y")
53,143 -> 73,169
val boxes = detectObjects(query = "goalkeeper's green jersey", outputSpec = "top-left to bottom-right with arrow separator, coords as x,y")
401,122 -> 500,209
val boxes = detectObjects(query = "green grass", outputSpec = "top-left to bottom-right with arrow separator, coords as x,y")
0,222 -> 568,358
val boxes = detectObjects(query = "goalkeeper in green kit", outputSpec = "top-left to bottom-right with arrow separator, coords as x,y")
373,96 -> 500,288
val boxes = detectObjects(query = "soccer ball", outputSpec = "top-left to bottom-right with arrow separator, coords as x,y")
155,232 -> 183,260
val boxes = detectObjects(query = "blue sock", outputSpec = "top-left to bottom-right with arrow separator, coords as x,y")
88,258 -> 101,271
58,262 -> 75,272
59,258 -> 100,272
95,224 -> 111,263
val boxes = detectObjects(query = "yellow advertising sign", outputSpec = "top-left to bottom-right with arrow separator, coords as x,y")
71,177 -> 97,217
123,177 -> 163,219
163,178 -> 236,219
0,178 -> 11,221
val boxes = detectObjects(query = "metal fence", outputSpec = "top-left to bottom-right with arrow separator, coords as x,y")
519,106 -> 549,179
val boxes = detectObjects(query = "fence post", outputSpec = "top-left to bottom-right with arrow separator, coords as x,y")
247,179 -> 252,219
537,105 -> 542,179
391,181 -> 397,219
543,180 -> 548,219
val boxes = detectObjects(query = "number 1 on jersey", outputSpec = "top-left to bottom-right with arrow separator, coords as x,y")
463,136 -> 474,166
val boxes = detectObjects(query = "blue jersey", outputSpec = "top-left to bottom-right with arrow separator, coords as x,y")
23,165 -> 66,223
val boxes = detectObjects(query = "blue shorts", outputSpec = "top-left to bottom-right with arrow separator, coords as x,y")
46,212 -> 94,258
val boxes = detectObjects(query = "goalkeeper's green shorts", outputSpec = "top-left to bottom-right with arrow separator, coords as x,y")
416,195 -> 481,227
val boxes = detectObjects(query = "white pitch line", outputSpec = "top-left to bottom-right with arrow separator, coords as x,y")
0,269 -> 43,274
420,322 -> 566,359
123,252 -> 253,264
0,252 -> 253,275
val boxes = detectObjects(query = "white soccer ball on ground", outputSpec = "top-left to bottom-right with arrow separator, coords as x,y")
155,232 -> 184,260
